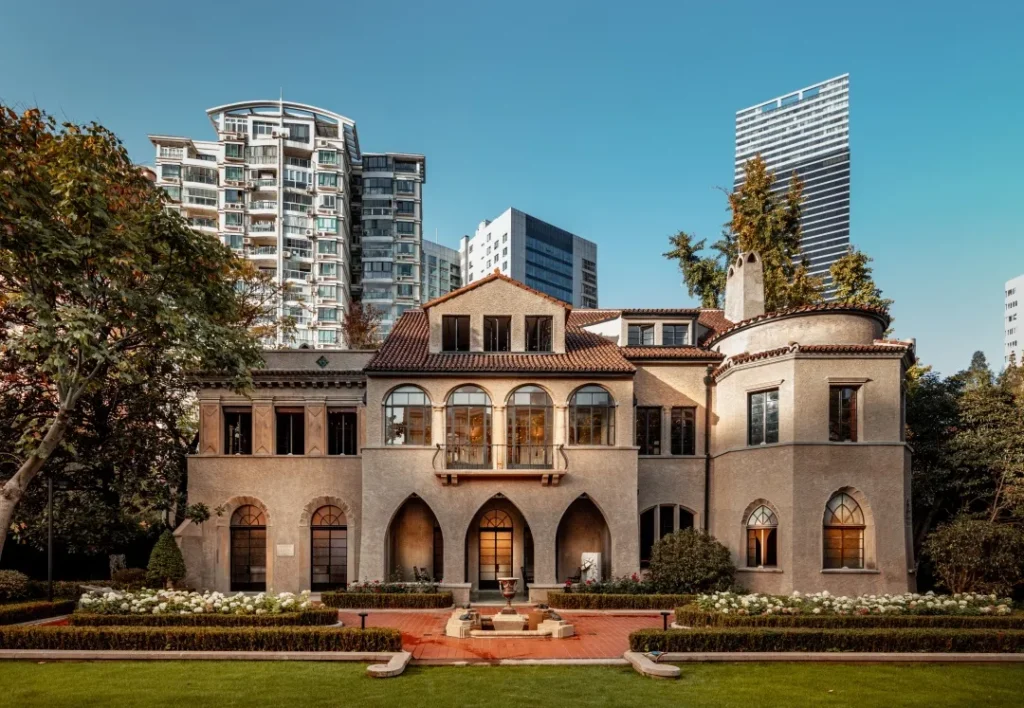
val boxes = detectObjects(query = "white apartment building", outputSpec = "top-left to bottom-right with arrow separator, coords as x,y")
1007,274 -> 1023,366
736,75 -> 850,295
458,208 -> 598,308
421,240 -> 462,303
149,100 -> 424,347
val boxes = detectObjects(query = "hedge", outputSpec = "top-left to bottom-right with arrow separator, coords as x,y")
68,608 -> 338,627
0,626 -> 402,652
320,591 -> 453,609
547,593 -> 693,610
0,600 -> 77,626
629,627 -> 1024,654
674,606 -> 1024,630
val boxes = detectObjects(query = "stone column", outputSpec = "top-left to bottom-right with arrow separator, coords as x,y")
198,402 -> 220,455
530,523 -> 558,585
305,402 -> 327,456
493,405 -> 506,468
252,401 -> 274,455
431,405 -> 445,448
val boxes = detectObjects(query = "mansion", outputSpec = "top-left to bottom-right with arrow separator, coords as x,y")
176,252 -> 917,602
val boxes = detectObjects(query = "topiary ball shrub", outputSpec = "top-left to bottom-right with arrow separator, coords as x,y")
146,530 -> 186,589
0,570 -> 31,603
648,529 -> 735,595
924,516 -> 1024,596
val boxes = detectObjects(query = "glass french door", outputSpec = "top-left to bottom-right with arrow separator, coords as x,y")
230,527 -> 267,591
311,527 -> 348,590
478,510 -> 513,590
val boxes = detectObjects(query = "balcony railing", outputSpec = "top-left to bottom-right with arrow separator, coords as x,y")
431,444 -> 566,473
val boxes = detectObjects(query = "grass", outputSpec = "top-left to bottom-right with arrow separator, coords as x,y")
1,662 -> 1023,707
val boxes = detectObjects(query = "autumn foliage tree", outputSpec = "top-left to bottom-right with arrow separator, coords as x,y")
342,301 -> 383,349
0,107 -> 269,560
665,156 -> 822,311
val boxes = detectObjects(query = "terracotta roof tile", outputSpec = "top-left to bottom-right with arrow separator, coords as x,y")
704,303 -> 890,347
712,340 -> 914,377
696,309 -> 733,343
621,346 -> 725,361
422,271 -> 571,311
567,310 -> 622,327
620,308 -> 704,317
365,310 -> 635,374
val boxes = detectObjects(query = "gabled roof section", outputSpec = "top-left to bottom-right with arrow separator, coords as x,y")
365,310 -> 634,375
704,303 -> 890,347
422,271 -> 571,311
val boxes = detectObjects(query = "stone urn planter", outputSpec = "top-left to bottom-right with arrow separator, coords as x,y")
497,576 -> 518,614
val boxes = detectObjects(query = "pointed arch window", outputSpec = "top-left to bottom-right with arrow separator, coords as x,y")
746,505 -> 778,568
823,493 -> 865,569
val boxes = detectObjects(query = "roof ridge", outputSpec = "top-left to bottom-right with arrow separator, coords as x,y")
422,271 -> 571,310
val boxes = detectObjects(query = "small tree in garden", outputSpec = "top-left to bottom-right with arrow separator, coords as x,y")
146,530 -> 187,589
924,516 -> 1024,595
648,529 -> 735,594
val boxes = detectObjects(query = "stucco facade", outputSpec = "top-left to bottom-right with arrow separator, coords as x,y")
179,262 -> 917,600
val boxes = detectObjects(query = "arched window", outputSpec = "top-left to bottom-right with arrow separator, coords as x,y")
823,493 -> 865,569
446,385 -> 491,468
230,505 -> 266,591
746,505 -> 778,568
384,385 -> 431,445
311,505 -> 347,591
506,385 -> 553,468
568,385 -> 615,446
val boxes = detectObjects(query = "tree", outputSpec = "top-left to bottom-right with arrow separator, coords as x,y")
829,247 -> 894,312
664,156 -> 822,312
342,301 -> 383,349
924,516 -> 1024,595
146,529 -> 186,588
0,107 -> 269,560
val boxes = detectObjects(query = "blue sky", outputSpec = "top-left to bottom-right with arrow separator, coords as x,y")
1,1 -> 1021,376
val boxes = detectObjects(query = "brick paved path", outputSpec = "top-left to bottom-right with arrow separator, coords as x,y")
336,609 -> 662,661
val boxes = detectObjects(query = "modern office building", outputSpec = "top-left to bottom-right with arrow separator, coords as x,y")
458,208 -> 598,308
149,100 -> 425,347
1007,274 -> 1023,366
735,74 -> 850,295
421,240 -> 462,303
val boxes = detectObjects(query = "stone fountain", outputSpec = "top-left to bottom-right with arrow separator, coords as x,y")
443,577 -> 574,639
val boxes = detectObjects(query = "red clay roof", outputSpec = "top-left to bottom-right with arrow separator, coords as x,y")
704,303 -> 891,347
567,310 -> 621,328
712,340 -> 914,377
365,310 -> 635,374
422,271 -> 571,311
620,346 -> 725,361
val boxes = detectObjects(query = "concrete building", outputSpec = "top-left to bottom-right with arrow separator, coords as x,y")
421,240 -> 462,304
179,251 -> 915,602
1007,274 -> 1023,366
149,100 -> 425,347
736,75 -> 850,295
459,208 -> 598,308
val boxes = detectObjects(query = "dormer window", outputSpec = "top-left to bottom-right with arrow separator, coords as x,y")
484,316 -> 511,352
442,315 -> 470,352
628,324 -> 654,346
662,324 -> 689,346
525,316 -> 552,352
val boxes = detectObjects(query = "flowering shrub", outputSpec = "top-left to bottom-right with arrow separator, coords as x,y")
345,579 -> 439,594
565,573 -> 656,595
77,589 -> 311,616
695,590 -> 1014,617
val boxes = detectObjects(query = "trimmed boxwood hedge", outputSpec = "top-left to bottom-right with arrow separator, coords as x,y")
320,591 -> 452,609
547,593 -> 693,610
68,608 -> 338,627
674,605 -> 1024,630
0,626 -> 401,652
629,627 -> 1024,654
0,600 -> 77,626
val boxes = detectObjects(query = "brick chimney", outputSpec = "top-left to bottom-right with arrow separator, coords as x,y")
724,252 -> 765,322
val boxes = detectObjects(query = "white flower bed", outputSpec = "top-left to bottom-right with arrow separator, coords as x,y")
696,590 -> 1014,616
77,589 -> 311,616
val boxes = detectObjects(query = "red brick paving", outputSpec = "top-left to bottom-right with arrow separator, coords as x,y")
336,608 -> 662,661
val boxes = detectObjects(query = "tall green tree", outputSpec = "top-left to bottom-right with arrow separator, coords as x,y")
829,247 -> 894,311
664,156 -> 822,311
0,107 -> 269,560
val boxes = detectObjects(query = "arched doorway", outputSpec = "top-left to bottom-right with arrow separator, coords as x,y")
386,496 -> 444,582
311,505 -> 347,591
230,505 -> 267,591
465,497 -> 533,597
556,496 -> 611,583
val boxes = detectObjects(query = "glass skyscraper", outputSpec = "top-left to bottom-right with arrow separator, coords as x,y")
735,74 -> 850,296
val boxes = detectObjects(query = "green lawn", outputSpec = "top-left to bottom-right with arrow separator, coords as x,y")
2,661 -> 1023,707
